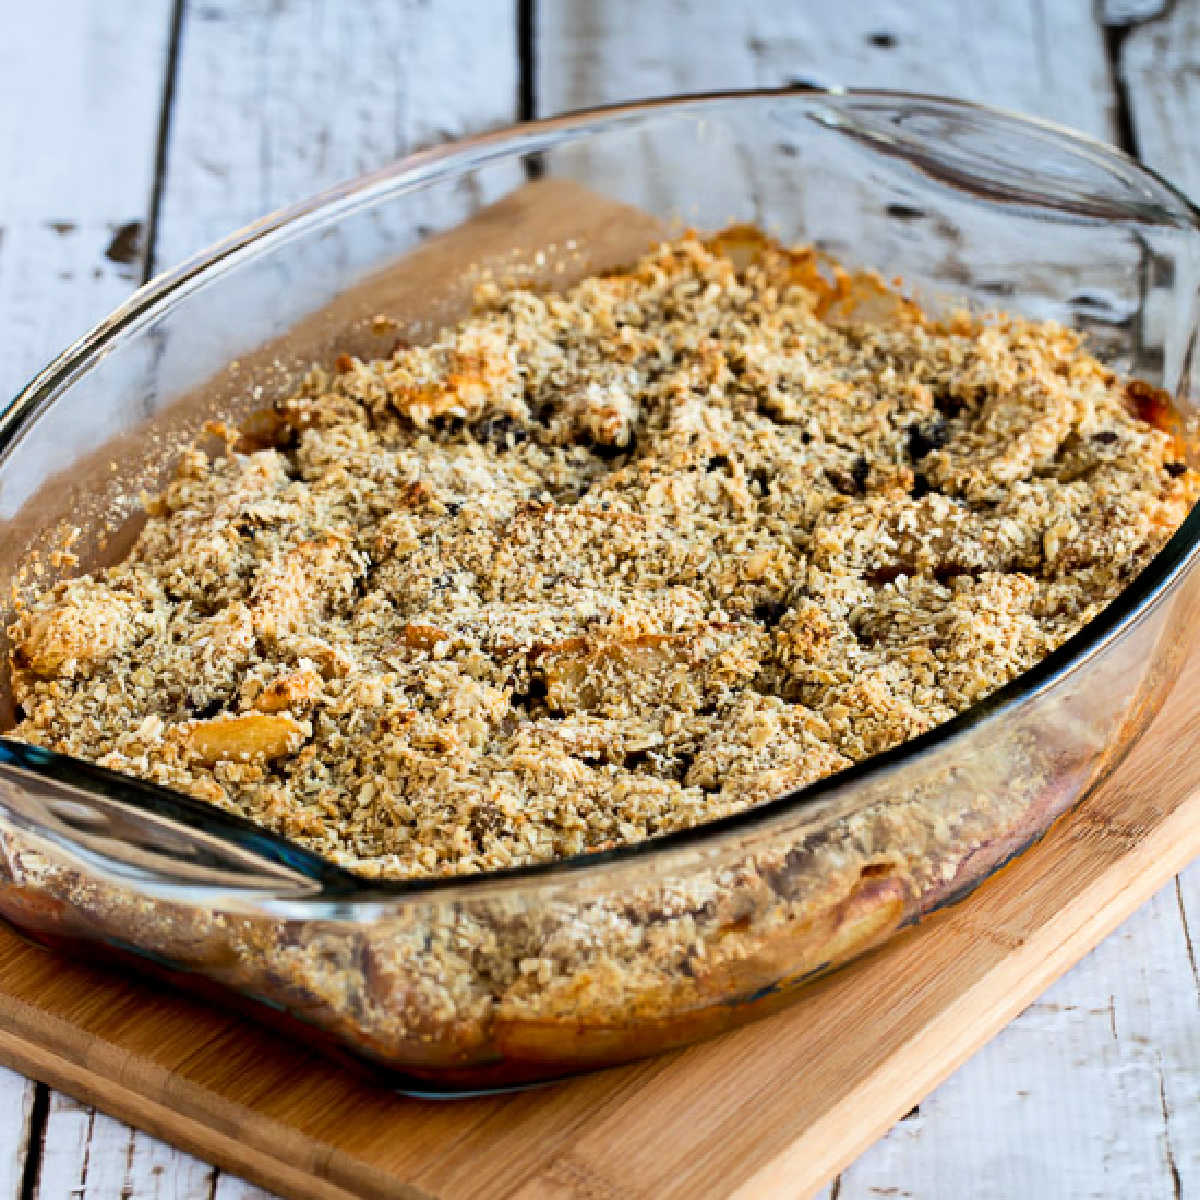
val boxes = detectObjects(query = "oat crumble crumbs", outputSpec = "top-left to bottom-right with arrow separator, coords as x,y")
9,229 -> 1197,881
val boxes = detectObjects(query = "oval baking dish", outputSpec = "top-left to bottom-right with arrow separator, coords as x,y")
1,90 -> 1199,1093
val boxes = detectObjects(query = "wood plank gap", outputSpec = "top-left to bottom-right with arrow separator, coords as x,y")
518,0 -> 536,121
1157,1055 -> 1183,1200
142,0 -> 188,284
79,1108 -> 98,1198
517,0 -> 543,179
1175,875 -> 1200,1000
1099,0 -> 1178,162
18,1084 -> 49,1200
1100,17 -> 1140,159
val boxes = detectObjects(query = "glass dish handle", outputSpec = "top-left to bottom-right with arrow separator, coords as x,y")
0,740 -> 336,900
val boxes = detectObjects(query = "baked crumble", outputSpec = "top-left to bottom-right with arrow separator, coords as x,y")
8,228 -> 1196,881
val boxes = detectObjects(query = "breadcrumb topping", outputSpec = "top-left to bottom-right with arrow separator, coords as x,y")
9,228 -> 1196,881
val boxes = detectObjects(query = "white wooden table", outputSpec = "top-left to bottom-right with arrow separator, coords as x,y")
1,2 -> 1197,1196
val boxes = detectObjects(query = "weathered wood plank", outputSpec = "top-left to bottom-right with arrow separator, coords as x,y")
536,0 -> 1115,141
1120,0 -> 1200,200
36,1093 -> 219,1200
153,0 -> 519,271
35,1090 -> 285,1200
0,1068 -> 38,1200
0,4 -> 174,399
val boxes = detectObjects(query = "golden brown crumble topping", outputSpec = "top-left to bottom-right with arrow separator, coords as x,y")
8,229 -> 1196,880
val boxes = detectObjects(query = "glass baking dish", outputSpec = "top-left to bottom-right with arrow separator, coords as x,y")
1,91 -> 1199,1094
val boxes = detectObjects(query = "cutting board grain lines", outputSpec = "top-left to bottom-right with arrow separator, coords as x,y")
0,648 -> 1196,1200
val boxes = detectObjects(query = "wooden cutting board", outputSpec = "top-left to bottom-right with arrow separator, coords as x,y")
0,648 -> 1196,1200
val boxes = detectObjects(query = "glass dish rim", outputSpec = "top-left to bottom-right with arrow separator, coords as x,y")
2,86 -> 1199,903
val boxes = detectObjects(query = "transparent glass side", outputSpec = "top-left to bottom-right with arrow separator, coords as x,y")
0,94 -> 1198,1091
